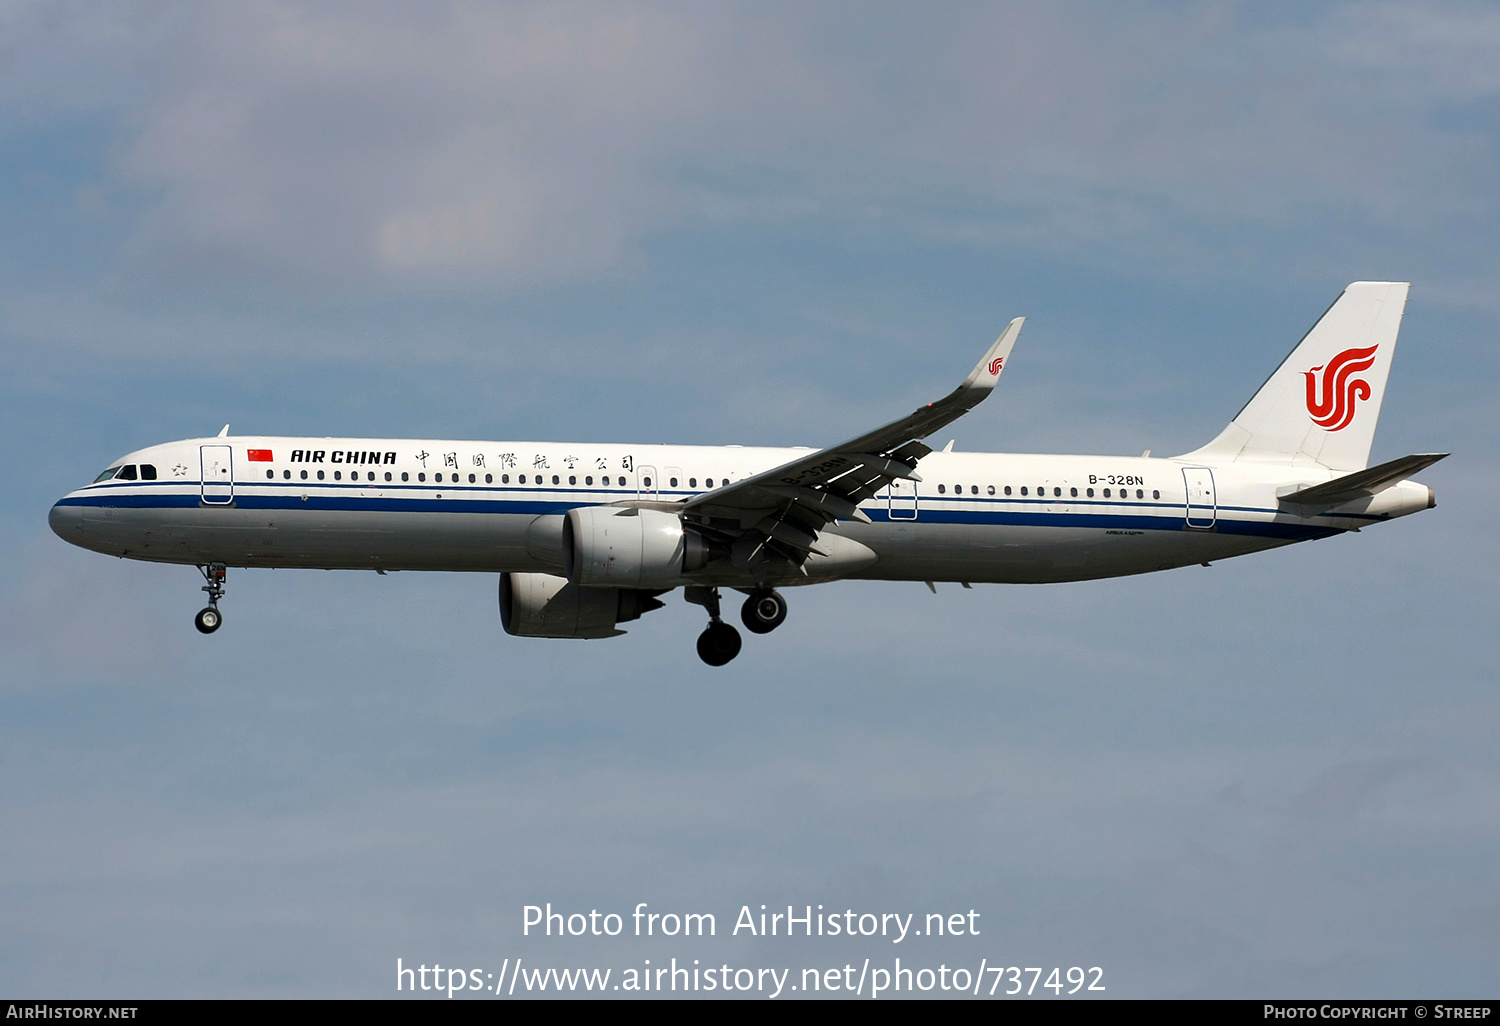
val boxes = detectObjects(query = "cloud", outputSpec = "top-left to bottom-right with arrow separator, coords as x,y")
1326,2 -> 1500,100
5,2 -> 1496,296
1291,756 -> 1425,817
113,2 -> 705,288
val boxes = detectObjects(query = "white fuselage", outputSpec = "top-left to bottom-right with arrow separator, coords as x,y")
48,436 -> 1435,586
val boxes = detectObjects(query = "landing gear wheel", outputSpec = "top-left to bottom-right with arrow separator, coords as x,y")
696,621 -> 742,666
741,589 -> 788,634
193,564 -> 227,635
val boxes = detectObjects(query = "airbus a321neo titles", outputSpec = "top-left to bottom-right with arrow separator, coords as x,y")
51,282 -> 1444,665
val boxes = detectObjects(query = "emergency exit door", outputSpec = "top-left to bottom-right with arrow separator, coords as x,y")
887,479 -> 918,520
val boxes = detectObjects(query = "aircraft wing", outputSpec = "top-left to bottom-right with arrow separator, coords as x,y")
682,318 -> 1023,565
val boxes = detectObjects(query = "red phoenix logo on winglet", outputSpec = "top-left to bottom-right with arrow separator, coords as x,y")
987,356 -> 1005,375
1304,345 -> 1378,432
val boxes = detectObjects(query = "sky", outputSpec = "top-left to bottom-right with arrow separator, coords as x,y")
2,0 -> 1498,999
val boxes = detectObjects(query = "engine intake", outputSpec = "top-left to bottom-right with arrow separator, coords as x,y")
499,572 -> 663,639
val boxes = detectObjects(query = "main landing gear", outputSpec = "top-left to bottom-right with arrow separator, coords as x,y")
740,588 -> 788,634
686,586 -> 787,665
685,586 -> 741,666
194,563 -> 226,634
697,621 -> 741,666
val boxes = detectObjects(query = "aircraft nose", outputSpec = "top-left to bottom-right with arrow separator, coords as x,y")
49,499 -> 84,542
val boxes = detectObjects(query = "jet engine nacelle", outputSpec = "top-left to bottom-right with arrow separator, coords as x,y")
564,505 -> 716,588
498,572 -> 661,639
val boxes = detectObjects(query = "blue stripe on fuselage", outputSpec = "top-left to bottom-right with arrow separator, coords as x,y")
53,484 -> 1348,542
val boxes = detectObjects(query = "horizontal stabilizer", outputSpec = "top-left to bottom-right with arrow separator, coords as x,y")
1280,452 -> 1447,506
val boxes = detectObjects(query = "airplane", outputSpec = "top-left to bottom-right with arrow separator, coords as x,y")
49,281 -> 1443,666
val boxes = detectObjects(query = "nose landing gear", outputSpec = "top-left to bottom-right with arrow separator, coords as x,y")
195,563 -> 226,634
685,586 -> 742,666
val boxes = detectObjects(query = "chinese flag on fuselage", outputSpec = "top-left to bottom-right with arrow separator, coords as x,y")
247,450 -> 273,462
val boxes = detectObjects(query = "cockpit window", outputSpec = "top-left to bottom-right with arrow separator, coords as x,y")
93,466 -> 121,482
116,465 -> 138,481
140,464 -> 157,480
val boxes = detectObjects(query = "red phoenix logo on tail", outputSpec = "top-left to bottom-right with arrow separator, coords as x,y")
987,356 -> 1005,375
1305,345 -> 1378,432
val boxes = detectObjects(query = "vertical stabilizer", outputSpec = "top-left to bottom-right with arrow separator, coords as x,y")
1181,282 -> 1409,472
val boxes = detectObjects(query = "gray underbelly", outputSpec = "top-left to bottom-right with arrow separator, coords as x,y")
79,506 -> 547,572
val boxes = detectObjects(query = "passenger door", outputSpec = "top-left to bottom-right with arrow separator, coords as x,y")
200,445 -> 234,505
1182,466 -> 1216,528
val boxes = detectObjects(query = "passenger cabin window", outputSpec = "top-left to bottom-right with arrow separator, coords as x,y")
117,465 -> 138,481
317,470 -> 325,480
988,485 -> 995,495
266,470 -> 274,479
618,476 -> 626,486
938,485 -> 946,494
643,476 -> 652,487
302,470 -> 309,480
670,477 -> 678,487
1020,486 -> 1028,496
1152,489 -> 1160,499
1004,486 -> 1011,495
689,478 -> 697,488
94,466 -> 121,482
